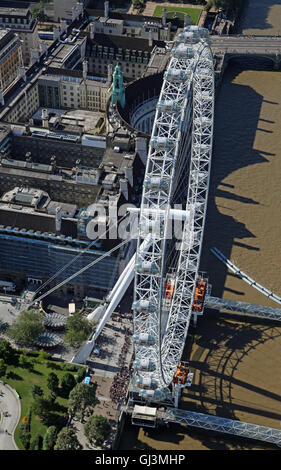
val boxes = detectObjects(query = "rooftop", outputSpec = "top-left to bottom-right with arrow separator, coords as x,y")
0,6 -> 30,17
86,9 -> 184,27
83,31 -> 166,52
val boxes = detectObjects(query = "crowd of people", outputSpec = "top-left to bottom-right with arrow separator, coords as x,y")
109,328 -> 133,404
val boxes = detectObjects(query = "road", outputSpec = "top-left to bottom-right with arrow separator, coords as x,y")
211,35 -> 281,54
0,382 -> 21,450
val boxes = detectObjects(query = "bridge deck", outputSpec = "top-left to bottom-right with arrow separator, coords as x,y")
205,296 -> 281,321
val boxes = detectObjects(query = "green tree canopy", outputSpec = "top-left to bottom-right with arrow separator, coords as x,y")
54,427 -> 82,450
0,339 -> 17,364
64,313 -> 93,348
29,433 -> 41,450
38,349 -> 51,363
31,1 -> 48,21
7,310 -> 44,347
206,0 -> 244,11
30,384 -> 44,399
43,425 -> 58,450
0,358 -> 7,378
33,395 -> 52,423
68,382 -> 96,421
61,372 -> 76,396
19,353 -> 33,369
84,415 -> 111,446
46,372 -> 59,393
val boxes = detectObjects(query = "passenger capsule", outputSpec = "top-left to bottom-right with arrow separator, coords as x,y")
165,69 -> 190,82
177,31 -> 200,44
136,377 -> 158,389
157,100 -> 181,114
133,333 -> 155,345
135,260 -> 159,275
133,359 -> 156,371
139,218 -> 164,235
172,44 -> 195,59
133,300 -> 157,313
139,387 -> 170,400
144,176 -> 169,191
150,136 -> 175,149
185,25 -> 209,38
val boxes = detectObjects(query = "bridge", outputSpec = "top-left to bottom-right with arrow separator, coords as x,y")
211,35 -> 281,68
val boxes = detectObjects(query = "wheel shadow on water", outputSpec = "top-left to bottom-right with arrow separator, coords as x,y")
200,61 -> 278,300
180,311 -> 281,449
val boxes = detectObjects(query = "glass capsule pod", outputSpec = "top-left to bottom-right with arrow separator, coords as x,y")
135,260 -> 159,275
165,68 -> 190,82
139,218 -> 164,236
171,44 -> 195,59
177,31 -> 200,44
133,359 -> 156,371
144,176 -> 169,191
150,136 -> 175,149
132,300 -> 157,313
136,377 -> 158,390
132,333 -> 155,345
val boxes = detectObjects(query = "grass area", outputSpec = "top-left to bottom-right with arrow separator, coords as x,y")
153,6 -> 202,24
5,356 -> 86,449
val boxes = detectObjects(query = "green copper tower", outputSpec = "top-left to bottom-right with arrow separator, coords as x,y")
111,63 -> 125,108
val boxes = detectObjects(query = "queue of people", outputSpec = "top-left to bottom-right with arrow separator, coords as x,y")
109,329 -> 133,404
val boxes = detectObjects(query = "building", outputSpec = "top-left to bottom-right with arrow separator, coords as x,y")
1,79 -> 39,123
37,64 -> 112,112
0,186 -> 119,297
0,120 -> 147,296
86,3 -> 185,41
53,0 -> 89,22
0,2 -> 40,66
83,28 -> 166,81
0,29 -> 23,95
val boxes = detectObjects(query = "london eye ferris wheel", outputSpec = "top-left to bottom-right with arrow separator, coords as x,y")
131,25 -> 215,403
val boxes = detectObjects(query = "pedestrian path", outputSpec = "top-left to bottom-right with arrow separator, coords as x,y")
0,382 -> 21,450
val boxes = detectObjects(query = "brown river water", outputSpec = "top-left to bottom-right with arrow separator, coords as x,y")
118,1 -> 281,450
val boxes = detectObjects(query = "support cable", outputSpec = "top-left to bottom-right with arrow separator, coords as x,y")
30,213 -> 128,300
28,236 -> 132,307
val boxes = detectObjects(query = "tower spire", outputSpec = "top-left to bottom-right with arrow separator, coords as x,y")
111,63 -> 125,108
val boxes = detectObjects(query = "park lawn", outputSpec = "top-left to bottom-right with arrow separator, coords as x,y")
5,358 -> 86,449
153,6 -> 201,24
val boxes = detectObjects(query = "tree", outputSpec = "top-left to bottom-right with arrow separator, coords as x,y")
0,358 -> 7,378
0,339 -> 17,364
19,353 -> 32,369
43,426 -> 58,450
31,1 -> 48,21
61,372 -> 76,396
84,415 -> 111,446
7,310 -> 44,347
68,383 -> 96,421
205,0 -> 244,11
38,349 -> 51,363
29,433 -> 41,450
64,314 -> 93,348
54,427 -> 82,450
30,385 -> 44,399
33,395 -> 52,423
46,372 -> 59,394
19,422 -> 31,449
